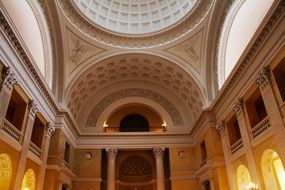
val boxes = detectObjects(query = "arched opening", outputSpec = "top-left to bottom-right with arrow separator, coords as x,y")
236,164 -> 251,190
21,168 -> 36,190
261,149 -> 285,190
218,0 -> 274,87
0,153 -> 12,190
120,114 -> 149,132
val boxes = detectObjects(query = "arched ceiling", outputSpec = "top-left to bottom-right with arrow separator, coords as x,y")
65,53 -> 205,128
73,0 -> 198,35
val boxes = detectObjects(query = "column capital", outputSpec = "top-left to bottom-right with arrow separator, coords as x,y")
46,123 -> 55,137
2,67 -> 18,91
28,100 -> 39,118
106,148 -> 118,160
255,66 -> 270,91
233,99 -> 243,115
153,147 -> 165,159
215,121 -> 225,136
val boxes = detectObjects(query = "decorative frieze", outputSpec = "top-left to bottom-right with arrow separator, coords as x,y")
2,67 -> 18,91
28,100 -> 39,118
106,148 -> 118,160
153,147 -> 165,159
215,121 -> 225,136
255,66 -> 270,91
233,99 -> 243,116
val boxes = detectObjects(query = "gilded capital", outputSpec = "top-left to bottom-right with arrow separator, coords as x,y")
106,148 -> 118,160
2,67 -> 18,91
215,121 -> 225,136
28,100 -> 39,118
255,66 -> 270,91
153,147 -> 165,159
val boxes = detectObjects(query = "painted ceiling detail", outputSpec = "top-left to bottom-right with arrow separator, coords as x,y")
85,88 -> 184,128
165,29 -> 203,73
66,54 -> 204,123
67,29 -> 105,74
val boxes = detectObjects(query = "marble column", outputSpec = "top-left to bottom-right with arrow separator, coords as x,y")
215,122 -> 236,190
106,148 -> 117,190
36,123 -> 55,190
153,147 -> 165,190
0,67 -> 18,123
13,100 -> 38,190
234,100 -> 262,189
255,67 -> 285,165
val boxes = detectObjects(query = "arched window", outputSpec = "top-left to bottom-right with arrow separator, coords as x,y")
119,114 -> 149,132
21,168 -> 36,190
236,164 -> 251,190
0,153 -> 12,190
261,149 -> 285,190
218,0 -> 274,87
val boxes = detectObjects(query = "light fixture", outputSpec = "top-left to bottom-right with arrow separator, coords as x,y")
103,122 -> 108,128
246,182 -> 259,190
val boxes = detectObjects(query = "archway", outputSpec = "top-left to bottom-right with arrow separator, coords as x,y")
0,153 -> 12,190
21,168 -> 36,190
236,164 -> 251,190
261,149 -> 285,190
120,114 -> 150,132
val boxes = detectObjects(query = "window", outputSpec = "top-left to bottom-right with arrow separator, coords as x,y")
200,140 -> 207,164
31,115 -> 45,148
273,58 -> 285,101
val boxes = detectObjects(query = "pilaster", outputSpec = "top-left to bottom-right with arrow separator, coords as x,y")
153,147 -> 165,190
106,148 -> 117,190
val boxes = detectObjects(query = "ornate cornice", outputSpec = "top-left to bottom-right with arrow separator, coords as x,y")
106,148 -> 118,160
85,88 -> 184,127
57,0 -> 213,48
153,147 -> 165,159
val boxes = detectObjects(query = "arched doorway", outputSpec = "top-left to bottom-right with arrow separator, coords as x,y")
118,155 -> 154,190
236,164 -> 251,190
0,153 -> 12,190
21,168 -> 36,190
261,149 -> 285,190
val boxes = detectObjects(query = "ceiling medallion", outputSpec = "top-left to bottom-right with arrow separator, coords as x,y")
178,151 -> 186,159
58,0 -> 213,48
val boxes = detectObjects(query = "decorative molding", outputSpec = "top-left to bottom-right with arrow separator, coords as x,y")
178,151 -> 186,159
28,100 -> 39,118
47,123 -> 56,137
57,0 -> 213,48
233,99 -> 243,116
106,148 -> 117,160
214,121 -> 225,136
2,67 -> 18,91
85,88 -> 184,127
255,66 -> 270,91
153,147 -> 165,159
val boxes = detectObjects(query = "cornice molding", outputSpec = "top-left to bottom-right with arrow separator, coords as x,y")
57,0 -> 213,48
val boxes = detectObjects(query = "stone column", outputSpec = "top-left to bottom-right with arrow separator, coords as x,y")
214,122 -> 236,190
36,123 -> 55,190
153,147 -> 165,190
0,67 -> 18,122
256,67 -> 285,164
13,100 -> 38,190
106,148 -> 117,190
234,100 -> 262,189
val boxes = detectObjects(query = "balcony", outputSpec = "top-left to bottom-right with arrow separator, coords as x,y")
1,118 -> 23,142
250,116 -> 271,138
230,138 -> 243,154
29,141 -> 42,158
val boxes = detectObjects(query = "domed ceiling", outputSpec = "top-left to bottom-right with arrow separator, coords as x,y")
73,0 -> 198,35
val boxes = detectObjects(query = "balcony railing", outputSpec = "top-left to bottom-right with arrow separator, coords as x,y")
230,138 -> 243,154
250,116 -> 271,138
29,142 -> 42,158
1,118 -> 23,142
